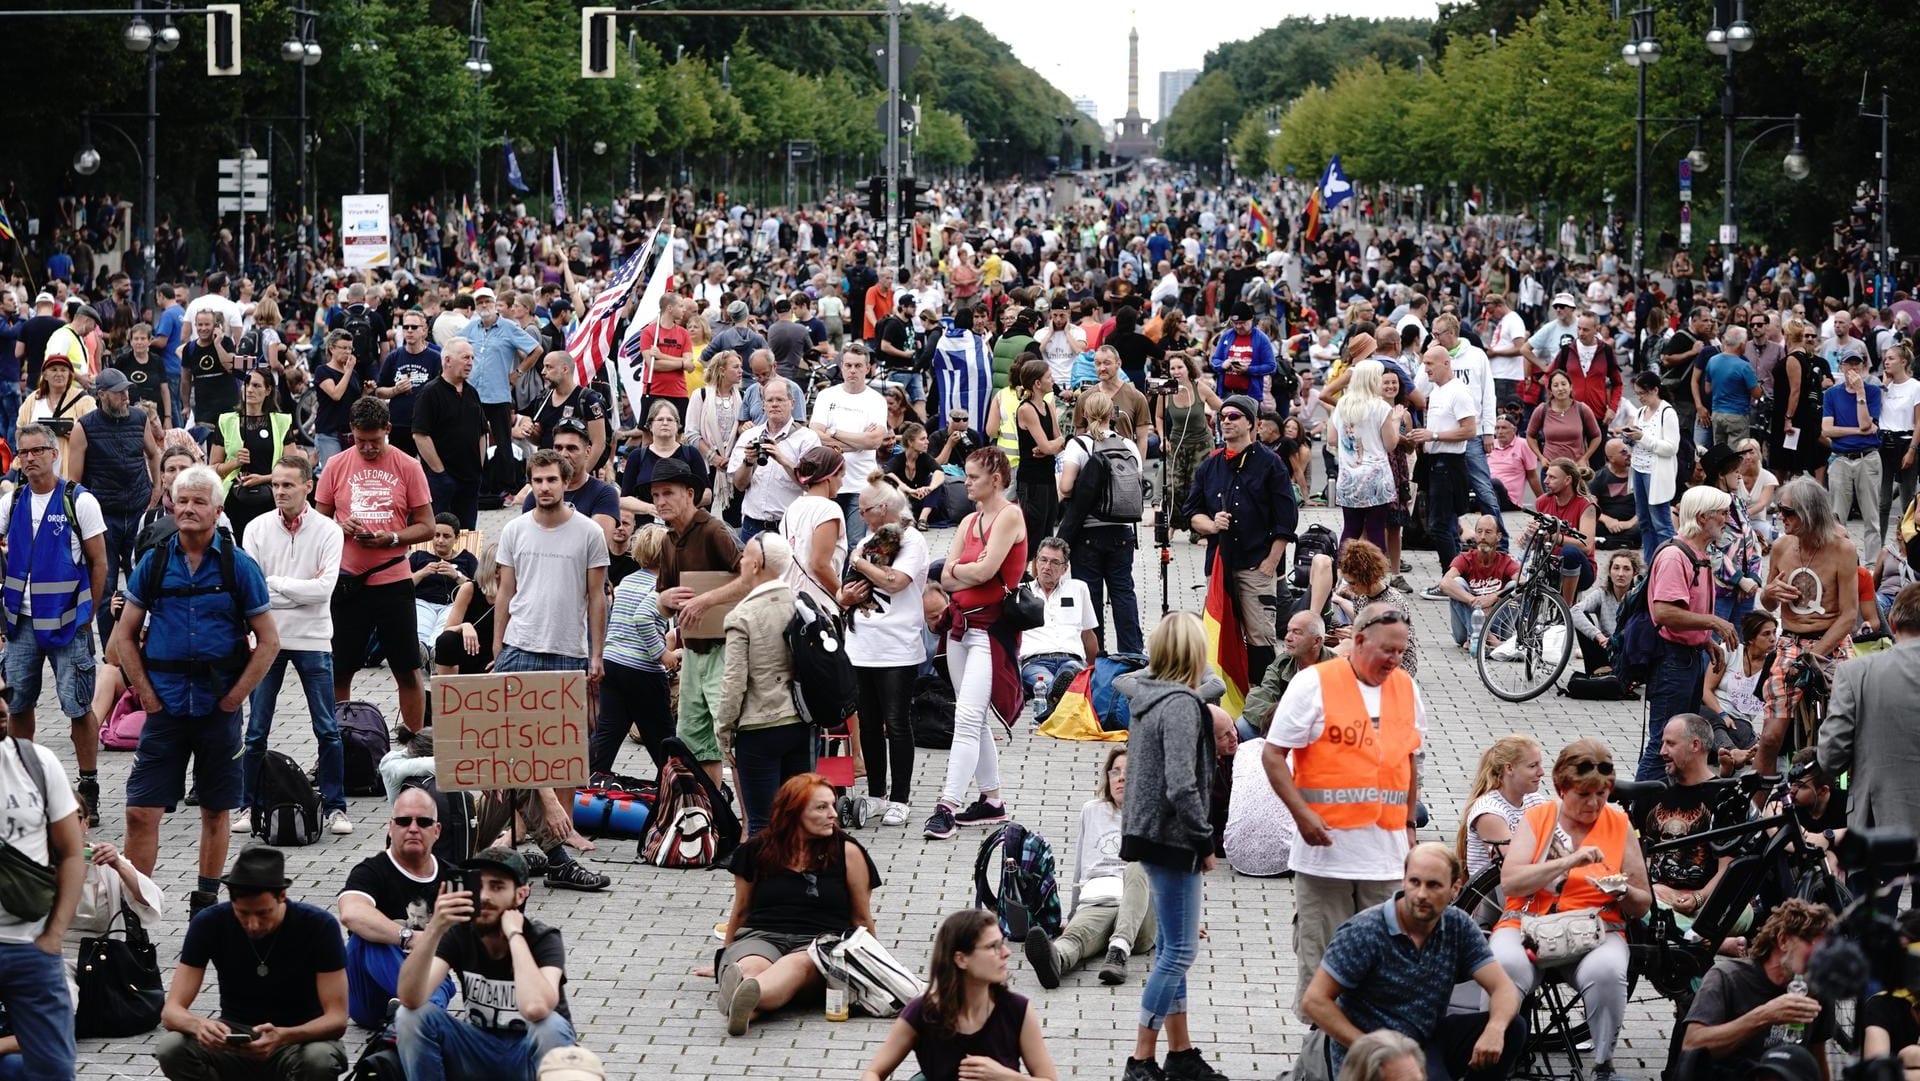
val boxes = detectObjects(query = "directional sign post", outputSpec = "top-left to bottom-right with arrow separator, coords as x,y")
217,158 -> 271,269
784,140 -> 815,210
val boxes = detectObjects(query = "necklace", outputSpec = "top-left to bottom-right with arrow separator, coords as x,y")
244,928 -> 281,978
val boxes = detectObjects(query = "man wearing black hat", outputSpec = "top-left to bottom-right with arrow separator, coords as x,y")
157,846 -> 348,1081
1209,304 -> 1280,407
396,846 -> 579,1079
653,455 -> 747,787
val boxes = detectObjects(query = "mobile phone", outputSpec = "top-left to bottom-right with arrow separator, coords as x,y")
223,1025 -> 256,1044
463,869 -> 484,896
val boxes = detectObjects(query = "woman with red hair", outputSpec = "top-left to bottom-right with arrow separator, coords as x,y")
716,774 -> 882,1037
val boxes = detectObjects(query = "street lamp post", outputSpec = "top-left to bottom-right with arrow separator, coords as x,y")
1619,5 -> 1661,285
465,0 -> 492,201
281,6 -> 321,230
119,0 -> 177,291
351,1 -> 378,195
1862,85 -> 1892,297
1707,0 -> 1755,243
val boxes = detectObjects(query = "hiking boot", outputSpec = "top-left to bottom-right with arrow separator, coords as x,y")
326,810 -> 354,835
1024,929 -> 1062,989
77,776 -> 100,828
231,808 -> 253,834
544,859 -> 611,892
1098,946 -> 1129,985
519,848 -> 551,878
1120,1056 -> 1166,1081
922,804 -> 958,840
1164,1047 -> 1230,1081
954,798 -> 1009,827
188,890 -> 219,917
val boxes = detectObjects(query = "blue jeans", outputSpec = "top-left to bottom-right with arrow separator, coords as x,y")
244,649 -> 345,814
1019,653 -> 1085,721
1072,526 -> 1143,656
1449,598 -> 1519,648
1713,588 -> 1754,627
0,383 -> 20,447
345,935 -> 454,1030
836,492 -> 867,550
396,1002 -> 577,1081
315,433 -> 344,469
0,941 -> 74,1078
1638,645 -> 1706,781
1139,862 -> 1204,1030
1632,470 -> 1675,566
98,508 -> 144,639
889,371 -> 927,405
1462,440 -> 1510,548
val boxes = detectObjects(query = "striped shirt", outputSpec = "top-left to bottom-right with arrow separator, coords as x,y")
604,567 -> 668,672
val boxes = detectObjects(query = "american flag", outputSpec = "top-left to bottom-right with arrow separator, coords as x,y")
566,246 -> 650,385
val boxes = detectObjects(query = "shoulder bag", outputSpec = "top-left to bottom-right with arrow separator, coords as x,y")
0,737 -> 56,922
75,902 -> 165,1037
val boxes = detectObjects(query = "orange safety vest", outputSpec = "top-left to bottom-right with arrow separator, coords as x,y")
1498,800 -> 1630,931
1292,659 -> 1419,831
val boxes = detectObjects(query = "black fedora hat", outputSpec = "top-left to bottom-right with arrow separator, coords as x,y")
220,845 -> 292,891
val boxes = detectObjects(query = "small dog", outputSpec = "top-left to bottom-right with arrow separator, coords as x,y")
843,523 -> 905,622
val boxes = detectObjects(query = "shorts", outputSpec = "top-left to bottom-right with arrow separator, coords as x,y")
4,629 -> 96,718
126,708 -> 244,812
676,645 -> 727,762
887,372 -> 928,404
331,578 -> 420,673
716,928 -> 817,975
1764,631 -> 1851,732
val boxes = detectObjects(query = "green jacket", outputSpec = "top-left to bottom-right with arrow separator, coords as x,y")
1240,645 -> 1337,738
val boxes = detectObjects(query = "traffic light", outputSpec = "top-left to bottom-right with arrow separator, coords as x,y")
580,7 -> 615,78
855,175 -> 885,220
206,3 -> 240,76
901,176 -> 936,215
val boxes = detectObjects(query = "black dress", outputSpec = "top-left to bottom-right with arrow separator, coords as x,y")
1014,397 -> 1058,547
1772,350 -> 1829,475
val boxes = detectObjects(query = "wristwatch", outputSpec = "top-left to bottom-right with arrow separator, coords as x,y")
399,927 -> 415,950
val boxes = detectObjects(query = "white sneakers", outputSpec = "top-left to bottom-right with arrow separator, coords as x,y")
880,801 -> 910,828
326,810 -> 354,835
231,809 -> 252,834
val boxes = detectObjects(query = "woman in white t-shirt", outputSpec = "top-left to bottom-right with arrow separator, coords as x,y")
1327,357 -> 1405,552
1455,734 -> 1549,888
1056,389 -> 1146,656
780,446 -> 848,613
1023,746 -> 1155,989
838,472 -> 931,827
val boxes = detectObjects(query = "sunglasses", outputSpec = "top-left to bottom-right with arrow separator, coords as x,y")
392,815 -> 437,828
1354,608 -> 1410,632
1570,759 -> 1615,777
1219,410 -> 1247,422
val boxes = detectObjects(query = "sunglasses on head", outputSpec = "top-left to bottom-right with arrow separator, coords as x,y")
1354,608 -> 1409,632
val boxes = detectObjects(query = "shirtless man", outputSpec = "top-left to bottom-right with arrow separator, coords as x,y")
1754,476 -> 1859,775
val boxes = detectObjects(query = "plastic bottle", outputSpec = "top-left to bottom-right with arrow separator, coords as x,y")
1470,606 -> 1486,647
1030,673 -> 1050,719
1768,975 -> 1808,1045
823,968 -> 850,1022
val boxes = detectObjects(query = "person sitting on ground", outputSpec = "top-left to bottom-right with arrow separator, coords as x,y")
410,513 -> 477,664
395,846 -> 580,1079
156,847 -> 348,1081
1455,735 -> 1549,887
1016,537 -> 1099,721
1235,610 -> 1336,742
1332,540 -> 1418,675
859,909 -> 1059,1081
1678,899 -> 1835,1080
1700,610 -> 1774,771
1589,438 -> 1641,552
1491,739 -> 1652,1081
1334,1029 -> 1425,1081
335,786 -> 458,1030
432,543 -> 498,676
1223,721 -> 1299,879
1439,516 -> 1521,652
1024,747 -> 1155,990
1570,550 -> 1641,675
1642,715 -> 1747,938
1301,843 -> 1525,1081
717,773 -> 880,1036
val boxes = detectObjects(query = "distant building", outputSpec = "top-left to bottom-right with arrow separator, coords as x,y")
1158,69 -> 1199,122
1072,96 -> 1102,126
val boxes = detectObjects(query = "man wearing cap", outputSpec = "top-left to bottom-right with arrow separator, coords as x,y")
539,1047 -> 606,1081
1678,898 -> 1834,1079
1209,303 -> 1280,407
156,846 -> 349,1081
374,309 -> 443,460
702,299 -> 768,369
654,455 -> 748,787
540,297 -> 574,357
459,285 -> 542,500
1,422 -> 110,826
730,377 -> 820,544
1183,392 -> 1299,684
396,846 -> 580,1079
1823,350 -> 1886,560
68,367 -> 163,639
1529,293 -> 1581,378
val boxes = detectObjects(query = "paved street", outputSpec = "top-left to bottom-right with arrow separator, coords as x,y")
57,502 -> 1683,1080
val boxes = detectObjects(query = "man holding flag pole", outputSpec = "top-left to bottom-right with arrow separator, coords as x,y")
1180,393 -> 1298,715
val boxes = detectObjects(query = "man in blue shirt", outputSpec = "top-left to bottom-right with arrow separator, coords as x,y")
1702,325 -> 1762,449
0,290 -> 22,445
110,462 -> 279,916
1823,352 -> 1886,560
458,286 -> 541,498
1302,843 -> 1525,1080
153,284 -> 187,421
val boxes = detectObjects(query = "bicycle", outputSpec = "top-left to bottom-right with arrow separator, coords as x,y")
1474,509 -> 1585,702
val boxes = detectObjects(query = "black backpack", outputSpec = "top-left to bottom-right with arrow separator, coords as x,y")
335,700 -> 391,797
1289,523 -> 1339,592
251,750 -> 321,846
340,305 -> 381,381
1058,434 -> 1144,541
1609,538 -> 1712,684
785,593 -> 857,728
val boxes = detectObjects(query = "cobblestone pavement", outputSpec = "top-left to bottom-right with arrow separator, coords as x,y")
54,504 -> 1699,1080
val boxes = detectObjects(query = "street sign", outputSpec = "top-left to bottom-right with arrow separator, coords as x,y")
1719,223 -> 1738,244
787,140 -> 816,164
218,159 -> 270,178
218,196 -> 268,213
217,158 -> 270,200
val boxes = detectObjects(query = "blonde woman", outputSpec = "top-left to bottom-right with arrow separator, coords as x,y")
687,349 -> 745,518
433,544 -> 499,676
1328,358 -> 1405,550
1455,735 -> 1549,882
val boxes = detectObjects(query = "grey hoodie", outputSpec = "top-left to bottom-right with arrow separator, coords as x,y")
1119,677 -> 1215,872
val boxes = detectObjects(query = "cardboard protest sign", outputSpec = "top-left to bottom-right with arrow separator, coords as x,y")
433,671 -> 589,791
677,570 -> 741,639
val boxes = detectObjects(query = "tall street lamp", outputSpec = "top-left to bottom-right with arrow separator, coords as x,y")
1619,5 -> 1660,285
350,0 -> 379,195
1707,0 -> 1756,243
121,0 -> 177,290
281,6 -> 321,230
465,0 -> 492,200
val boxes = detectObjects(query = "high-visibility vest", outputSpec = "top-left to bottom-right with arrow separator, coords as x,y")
1291,659 -> 1419,831
995,386 -> 1022,469
1498,800 -> 1631,930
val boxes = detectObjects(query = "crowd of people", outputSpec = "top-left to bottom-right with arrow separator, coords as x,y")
0,162 -> 1916,1081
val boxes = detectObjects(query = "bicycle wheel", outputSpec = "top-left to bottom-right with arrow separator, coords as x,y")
1453,863 -> 1505,930
1475,587 -> 1575,702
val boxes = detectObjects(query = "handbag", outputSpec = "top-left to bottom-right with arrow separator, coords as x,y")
75,903 -> 165,1038
0,737 -> 55,923
1001,580 -> 1045,632
807,927 -> 926,1018
1518,909 -> 1610,966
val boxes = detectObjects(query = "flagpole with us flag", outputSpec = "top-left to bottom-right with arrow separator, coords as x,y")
565,218 -> 661,392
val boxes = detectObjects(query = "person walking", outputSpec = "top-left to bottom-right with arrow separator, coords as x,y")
66,367 -> 161,642
1119,612 -> 1231,1081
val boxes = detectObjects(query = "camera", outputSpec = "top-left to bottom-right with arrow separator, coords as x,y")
755,440 -> 773,466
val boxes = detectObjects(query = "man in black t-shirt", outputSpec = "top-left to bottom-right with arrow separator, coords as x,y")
1589,439 -> 1641,551
395,846 -> 579,1076
115,321 -> 175,426
519,350 -> 608,468
1644,715 -> 1742,925
180,308 -> 238,437
1680,899 -> 1835,1079
375,313 -> 443,459
15,293 -> 65,389
412,339 -> 490,529
156,846 -> 348,1079
337,786 -> 459,1029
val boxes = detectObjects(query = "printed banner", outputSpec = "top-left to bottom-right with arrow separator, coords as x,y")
341,193 -> 392,268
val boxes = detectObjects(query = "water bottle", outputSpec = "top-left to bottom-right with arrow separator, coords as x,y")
820,939 -> 850,1022
1470,606 -> 1486,646
1031,673 -> 1050,720
1768,975 -> 1809,1045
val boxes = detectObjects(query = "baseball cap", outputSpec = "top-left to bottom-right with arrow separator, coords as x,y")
1552,292 -> 1579,309
471,286 -> 496,301
538,1047 -> 606,1081
1751,1045 -> 1818,1081
32,292 -> 55,309
547,297 -> 573,314
1840,351 -> 1867,366
92,368 -> 132,394
464,846 -> 530,886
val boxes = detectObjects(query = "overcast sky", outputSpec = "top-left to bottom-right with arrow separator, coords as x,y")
934,0 -> 1440,128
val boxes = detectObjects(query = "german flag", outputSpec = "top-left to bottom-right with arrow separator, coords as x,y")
1203,553 -> 1249,717
1301,187 -> 1324,246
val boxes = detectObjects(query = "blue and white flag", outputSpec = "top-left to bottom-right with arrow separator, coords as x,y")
551,148 -> 567,225
503,136 -> 528,193
1318,155 -> 1354,213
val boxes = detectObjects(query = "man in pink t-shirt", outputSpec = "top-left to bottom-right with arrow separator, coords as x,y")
315,397 -> 436,732
1635,487 -> 1739,780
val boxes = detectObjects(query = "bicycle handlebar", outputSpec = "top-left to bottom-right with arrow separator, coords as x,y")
1521,508 -> 1589,543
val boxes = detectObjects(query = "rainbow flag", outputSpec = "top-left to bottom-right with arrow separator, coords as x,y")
1248,198 -> 1274,250
0,206 -> 14,243
461,195 -> 476,251
1203,552 -> 1249,717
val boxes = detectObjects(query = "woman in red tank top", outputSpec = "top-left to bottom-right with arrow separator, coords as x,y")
925,447 -> 1028,841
